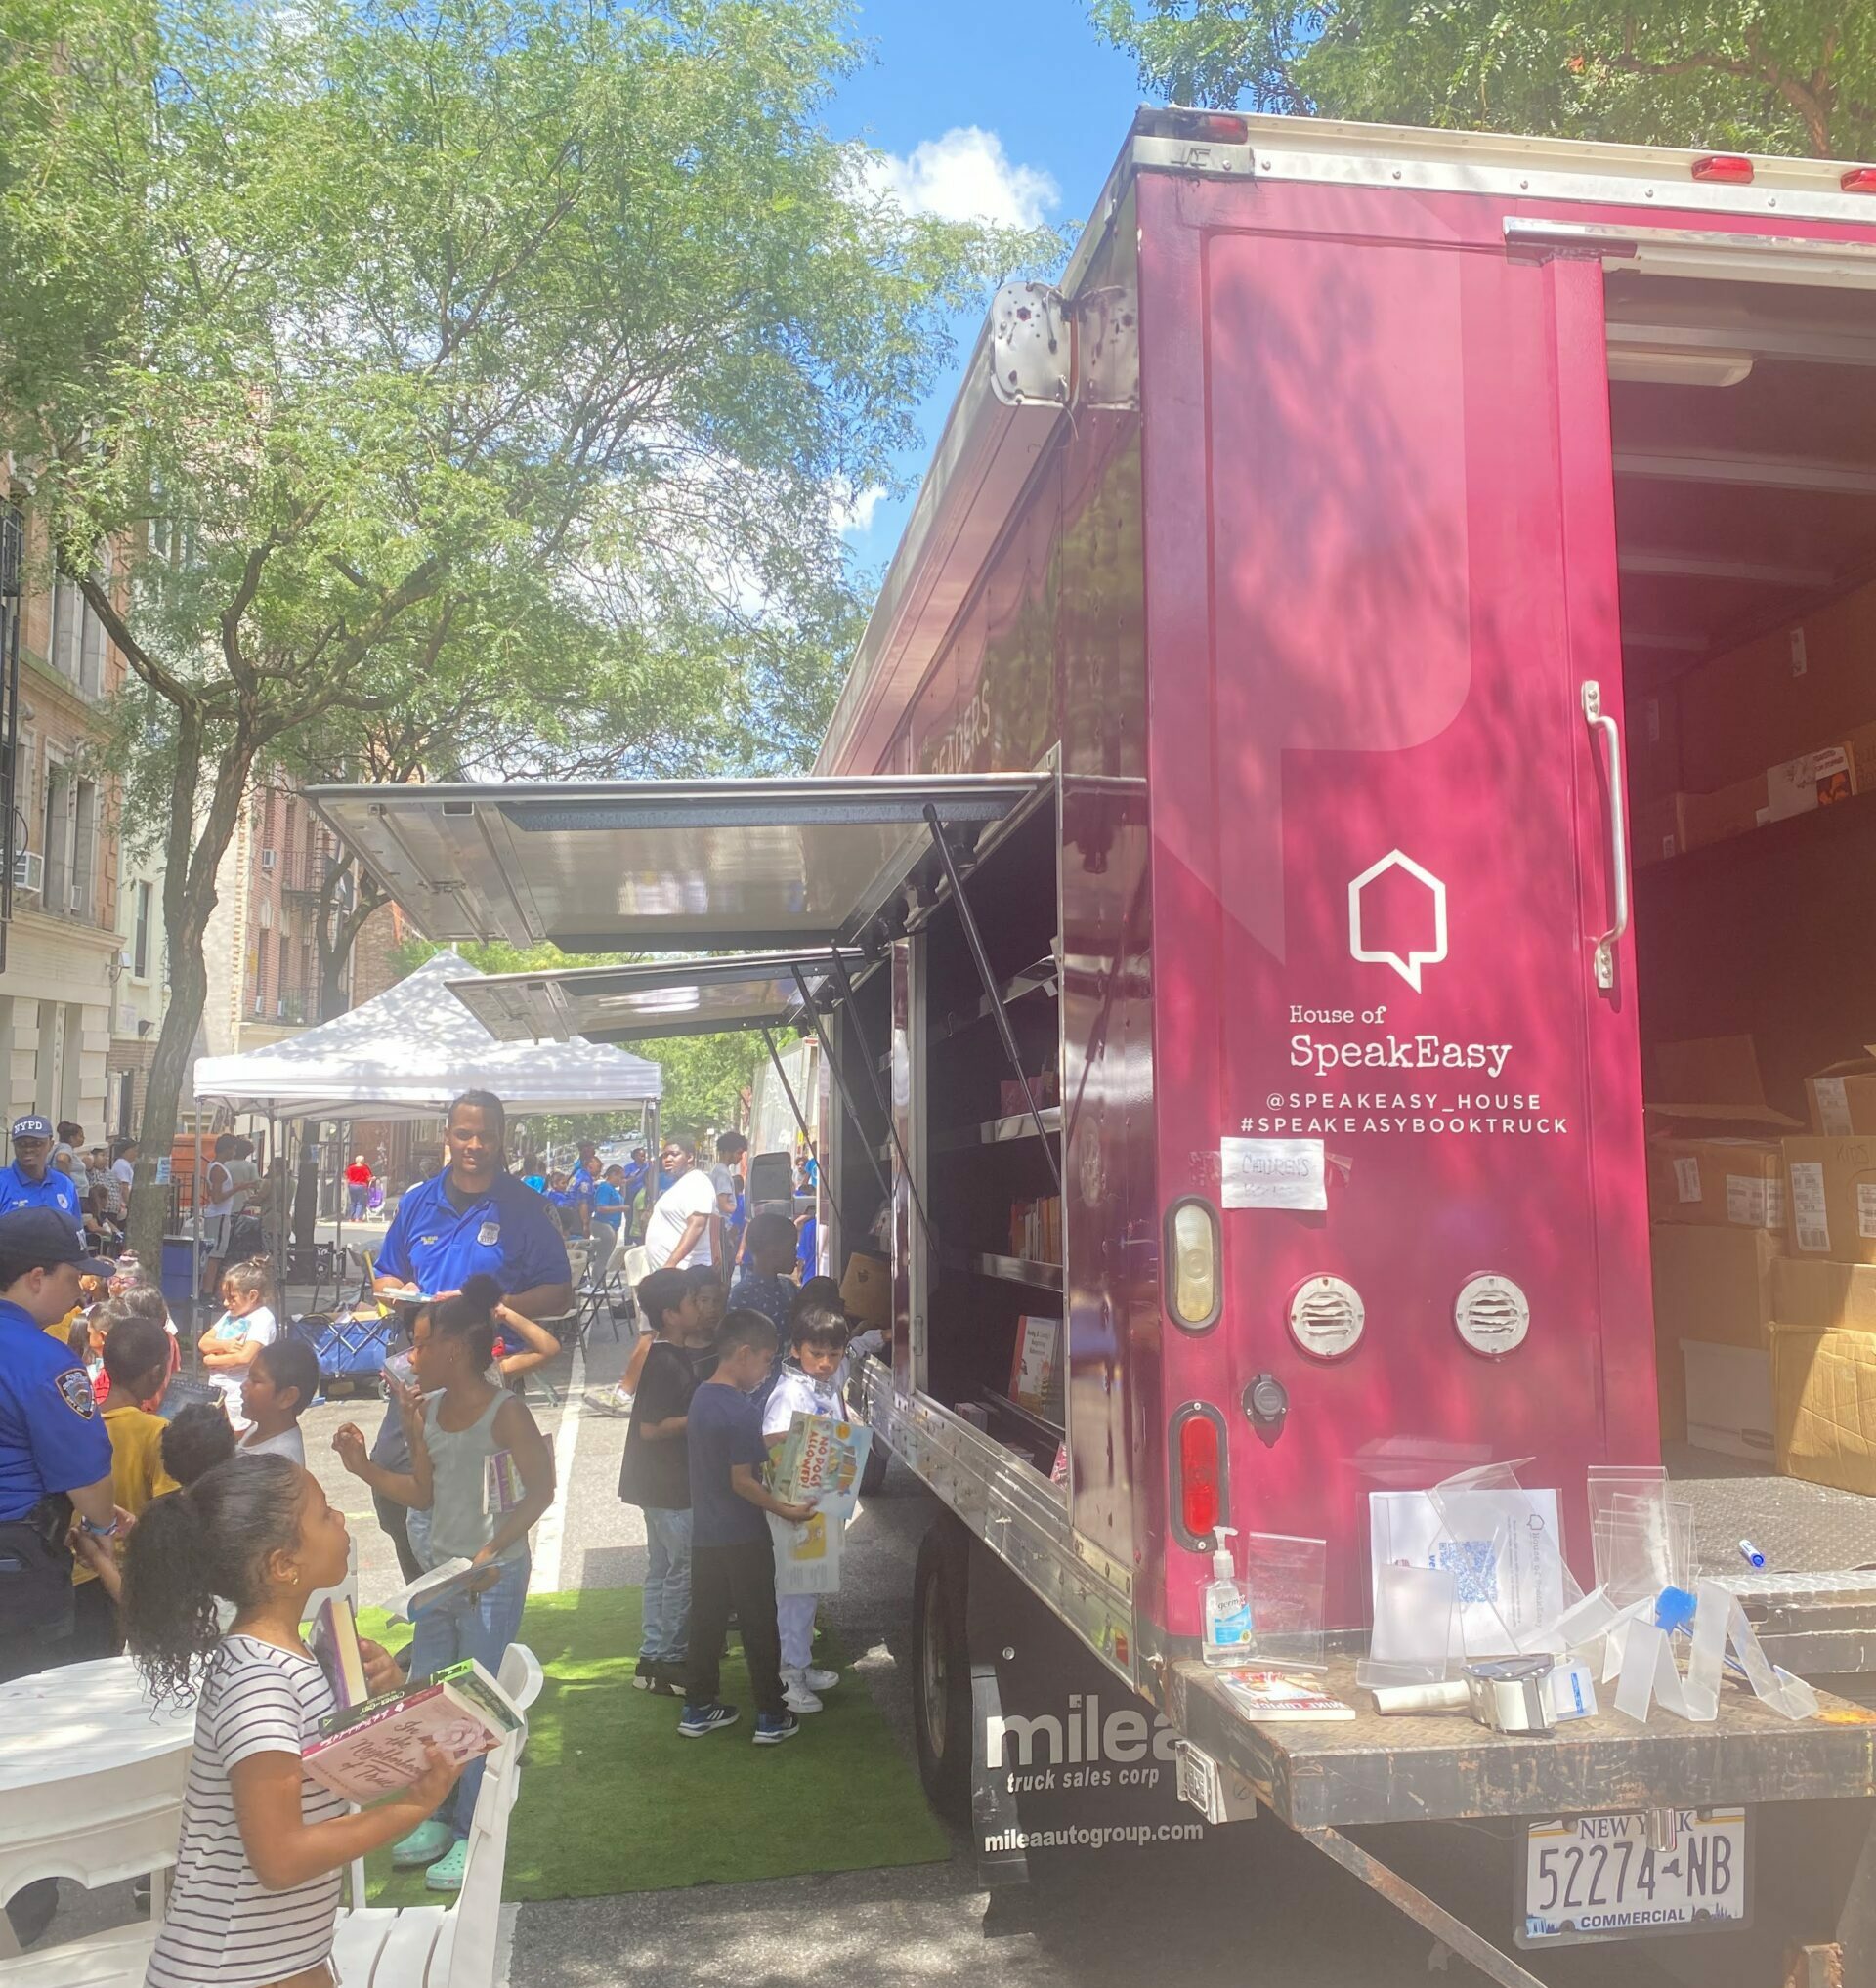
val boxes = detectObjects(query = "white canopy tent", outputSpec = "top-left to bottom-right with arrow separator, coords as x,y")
192,951 -> 664,1120
189,952 -> 662,1306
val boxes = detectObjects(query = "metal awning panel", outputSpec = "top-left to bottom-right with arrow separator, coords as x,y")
306,775 -> 1043,951
448,951 -> 863,1044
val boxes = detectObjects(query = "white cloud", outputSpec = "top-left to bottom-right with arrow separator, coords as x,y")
862,126 -> 1058,232
831,482 -> 887,538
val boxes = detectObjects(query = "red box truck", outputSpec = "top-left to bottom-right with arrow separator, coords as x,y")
316,107 -> 1876,1983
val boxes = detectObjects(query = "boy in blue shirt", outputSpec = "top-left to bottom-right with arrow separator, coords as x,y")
680,1309 -> 815,1745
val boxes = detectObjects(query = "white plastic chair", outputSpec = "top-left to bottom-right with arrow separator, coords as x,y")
2,1720 -> 527,1988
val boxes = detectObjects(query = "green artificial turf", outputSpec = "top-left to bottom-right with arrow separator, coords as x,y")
357,1586 -> 950,1903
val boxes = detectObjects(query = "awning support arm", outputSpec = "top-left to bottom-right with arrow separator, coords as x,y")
789,967 -> 897,1215
822,949 -> 937,1248
759,1026 -> 848,1239
921,804 -> 1063,1199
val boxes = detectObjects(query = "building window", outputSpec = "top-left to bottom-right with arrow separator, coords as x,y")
43,759 -> 71,909
133,880 -> 151,978
71,778 -> 96,921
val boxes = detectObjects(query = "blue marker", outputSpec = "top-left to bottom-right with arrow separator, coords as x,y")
1739,1539 -> 1767,1570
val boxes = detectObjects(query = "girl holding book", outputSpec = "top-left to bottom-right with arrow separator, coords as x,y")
331,1272 -> 555,1892
121,1456 -> 448,1988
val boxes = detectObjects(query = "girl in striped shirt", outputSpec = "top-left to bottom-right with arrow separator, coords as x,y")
121,1456 -> 459,1988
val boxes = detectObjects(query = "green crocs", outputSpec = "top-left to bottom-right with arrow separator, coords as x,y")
425,1836 -> 470,1892
390,1818 -> 453,1869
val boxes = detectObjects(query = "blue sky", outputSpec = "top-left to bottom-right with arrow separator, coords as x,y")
826,0 -> 1145,571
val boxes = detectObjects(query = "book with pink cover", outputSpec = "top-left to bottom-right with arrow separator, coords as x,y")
304,1658 -> 520,1801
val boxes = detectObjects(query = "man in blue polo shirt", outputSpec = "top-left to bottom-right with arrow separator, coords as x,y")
0,1116 -> 85,1237
365,1089 -> 572,1581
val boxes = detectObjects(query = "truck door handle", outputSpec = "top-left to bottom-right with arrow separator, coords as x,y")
1582,681 -> 1629,991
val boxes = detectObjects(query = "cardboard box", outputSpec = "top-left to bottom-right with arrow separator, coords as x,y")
1771,1254 -> 1876,1332
1680,774 -> 1767,853
1634,792 -> 1693,869
839,1249 -> 890,1331
1628,685 -> 1683,804
1782,1135 -> 1876,1264
1679,577 -> 1876,793
1806,1055 -> 1876,1137
1646,1036 -> 1801,1130
1647,1136 -> 1785,1230
1650,1224 -> 1779,1350
1682,1340 -> 1774,1460
1772,1323 -> 1876,1497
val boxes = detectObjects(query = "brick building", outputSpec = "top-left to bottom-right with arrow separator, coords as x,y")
1,501 -> 128,1135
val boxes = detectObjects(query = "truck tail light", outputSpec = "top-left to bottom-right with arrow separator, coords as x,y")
1166,1196 -> 1221,1331
1843,168 -> 1876,194
1690,154 -> 1753,184
1171,1402 -> 1228,1545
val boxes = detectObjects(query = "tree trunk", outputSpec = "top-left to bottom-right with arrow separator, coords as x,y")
125,728 -> 260,1268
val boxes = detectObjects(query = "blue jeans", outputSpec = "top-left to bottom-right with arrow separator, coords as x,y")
639,1508 -> 693,1665
348,1186 -> 369,1220
407,1552 -> 531,1838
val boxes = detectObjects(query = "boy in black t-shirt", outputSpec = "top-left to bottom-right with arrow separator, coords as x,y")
617,1267 -> 707,1694
681,1310 -> 816,1744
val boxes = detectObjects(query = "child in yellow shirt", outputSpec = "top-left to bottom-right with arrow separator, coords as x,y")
69,1308 -> 179,1658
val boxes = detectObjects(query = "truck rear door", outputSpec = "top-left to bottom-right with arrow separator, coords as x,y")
1136,171 -> 1652,1629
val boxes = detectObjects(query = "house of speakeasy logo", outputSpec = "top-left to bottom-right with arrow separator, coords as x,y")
1348,850 -> 1447,992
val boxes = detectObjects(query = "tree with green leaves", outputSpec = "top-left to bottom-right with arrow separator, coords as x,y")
1089,0 -> 1871,156
0,0 -> 1047,1263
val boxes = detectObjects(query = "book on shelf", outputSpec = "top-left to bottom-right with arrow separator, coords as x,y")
1007,1195 -> 1062,1265
1215,1671 -> 1355,1721
304,1658 -> 522,1801
308,1594 -> 368,1711
1009,1315 -> 1061,1418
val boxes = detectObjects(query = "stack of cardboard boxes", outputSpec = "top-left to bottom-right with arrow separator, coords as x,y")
1648,1036 -> 1876,1492
1646,1036 -> 1794,1460
1630,576 -> 1876,869
1771,1060 -> 1876,1496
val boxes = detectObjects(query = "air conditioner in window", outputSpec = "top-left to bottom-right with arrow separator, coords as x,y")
12,850 -> 41,894
260,848 -> 277,870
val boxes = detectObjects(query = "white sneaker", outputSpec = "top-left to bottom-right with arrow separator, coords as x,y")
802,1665 -> 839,1693
582,1383 -> 634,1417
781,1670 -> 824,1714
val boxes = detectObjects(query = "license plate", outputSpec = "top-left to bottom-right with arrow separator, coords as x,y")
1517,1808 -> 1750,1947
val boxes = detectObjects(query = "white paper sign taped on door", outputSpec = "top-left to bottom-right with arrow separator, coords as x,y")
1220,1137 -> 1328,1212
1791,1161 -> 1830,1255
1674,1157 -> 1702,1204
1816,1077 -> 1853,1139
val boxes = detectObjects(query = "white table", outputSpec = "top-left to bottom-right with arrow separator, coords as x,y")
0,1659 -> 193,1959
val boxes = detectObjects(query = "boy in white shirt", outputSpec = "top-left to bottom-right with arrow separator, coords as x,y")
760,1298 -> 850,1714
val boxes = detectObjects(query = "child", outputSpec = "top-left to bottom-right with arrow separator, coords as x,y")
114,1280 -> 183,1405
238,1337 -> 321,1464
729,1210 -> 798,1335
197,1257 -> 278,1430
120,1457 -> 455,1988
761,1302 -> 851,1713
162,1400 -> 238,1487
616,1267 -> 708,1696
680,1309 -> 815,1745
68,1309 -> 180,1656
330,1272 -> 555,1890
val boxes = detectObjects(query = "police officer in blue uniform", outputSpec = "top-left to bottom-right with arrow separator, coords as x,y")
365,1089 -> 571,1580
0,1206 -> 118,1945
0,1115 -> 85,1235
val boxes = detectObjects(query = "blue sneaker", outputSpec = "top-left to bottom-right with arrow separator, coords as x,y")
753,1710 -> 801,1747
679,1701 -> 739,1737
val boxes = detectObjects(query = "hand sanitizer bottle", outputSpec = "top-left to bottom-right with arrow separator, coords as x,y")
1202,1527 -> 1254,1666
